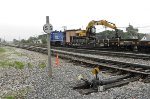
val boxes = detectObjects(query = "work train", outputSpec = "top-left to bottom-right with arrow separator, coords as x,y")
50,30 -> 150,52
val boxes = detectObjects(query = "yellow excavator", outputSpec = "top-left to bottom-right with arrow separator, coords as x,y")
76,20 -> 118,39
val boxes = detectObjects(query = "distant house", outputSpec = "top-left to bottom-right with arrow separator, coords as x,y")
37,39 -> 42,44
141,36 -> 147,41
141,34 -> 150,41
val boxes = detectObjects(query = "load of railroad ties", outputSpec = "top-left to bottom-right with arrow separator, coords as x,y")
73,67 -> 140,95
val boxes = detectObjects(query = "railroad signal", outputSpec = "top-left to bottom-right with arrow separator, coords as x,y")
43,23 -> 53,33
43,16 -> 53,77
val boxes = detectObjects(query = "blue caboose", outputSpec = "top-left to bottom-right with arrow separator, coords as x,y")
51,31 -> 65,46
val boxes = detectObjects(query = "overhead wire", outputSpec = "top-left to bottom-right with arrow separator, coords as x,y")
118,26 -> 150,28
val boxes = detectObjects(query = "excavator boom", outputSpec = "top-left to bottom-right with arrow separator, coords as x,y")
86,20 -> 118,38
76,20 -> 119,39
95,20 -> 117,29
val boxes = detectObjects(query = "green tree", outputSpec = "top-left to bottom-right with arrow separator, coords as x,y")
38,34 -> 47,44
13,39 -> 19,44
20,39 -> 27,43
27,37 -> 37,44
126,24 -> 138,39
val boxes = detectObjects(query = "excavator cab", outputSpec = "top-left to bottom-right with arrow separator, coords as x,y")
91,26 -> 96,34
86,20 -> 119,39
87,26 -> 96,38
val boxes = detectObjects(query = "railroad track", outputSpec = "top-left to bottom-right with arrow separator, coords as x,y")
52,46 -> 150,60
5,44 -> 150,60
5,44 -> 150,94
7,44 -> 150,75
49,49 -> 150,94
51,49 -> 150,75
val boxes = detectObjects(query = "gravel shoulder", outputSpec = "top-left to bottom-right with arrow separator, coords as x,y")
0,47 -> 150,99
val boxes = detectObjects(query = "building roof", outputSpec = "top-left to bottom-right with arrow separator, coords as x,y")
65,29 -> 81,32
141,34 -> 150,41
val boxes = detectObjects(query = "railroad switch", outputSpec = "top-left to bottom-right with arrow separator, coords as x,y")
72,68 -> 132,95
73,67 -> 102,94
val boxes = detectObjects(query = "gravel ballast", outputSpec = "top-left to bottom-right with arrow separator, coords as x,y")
1,47 -> 150,99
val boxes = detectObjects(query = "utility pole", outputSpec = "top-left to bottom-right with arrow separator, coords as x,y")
43,16 -> 53,77
62,26 -> 67,31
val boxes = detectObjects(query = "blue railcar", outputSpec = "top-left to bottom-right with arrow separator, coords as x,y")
50,31 -> 65,46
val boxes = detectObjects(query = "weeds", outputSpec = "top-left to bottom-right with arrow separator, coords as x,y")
0,60 -> 12,68
39,62 -> 46,68
27,62 -> 33,68
0,60 -> 24,69
4,96 -> 15,99
14,61 -> 24,69
3,86 -> 31,99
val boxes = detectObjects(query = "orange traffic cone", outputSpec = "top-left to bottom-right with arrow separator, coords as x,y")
56,53 -> 59,65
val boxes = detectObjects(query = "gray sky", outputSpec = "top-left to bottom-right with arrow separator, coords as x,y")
0,0 -> 150,41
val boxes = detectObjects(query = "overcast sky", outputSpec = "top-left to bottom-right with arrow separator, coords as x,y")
0,0 -> 150,41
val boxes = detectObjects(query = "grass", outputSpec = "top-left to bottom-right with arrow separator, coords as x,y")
4,96 -> 15,99
3,86 -> 31,99
0,60 -> 12,68
0,48 -> 6,54
0,60 -> 24,69
39,62 -> 46,68
13,51 -> 26,57
27,62 -> 33,68
13,61 -> 24,69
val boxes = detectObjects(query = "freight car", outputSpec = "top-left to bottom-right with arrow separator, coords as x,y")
68,36 -> 139,51
138,40 -> 150,52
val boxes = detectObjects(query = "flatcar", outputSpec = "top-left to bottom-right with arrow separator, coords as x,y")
138,40 -> 150,52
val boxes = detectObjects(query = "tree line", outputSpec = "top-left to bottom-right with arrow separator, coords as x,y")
96,24 -> 145,39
